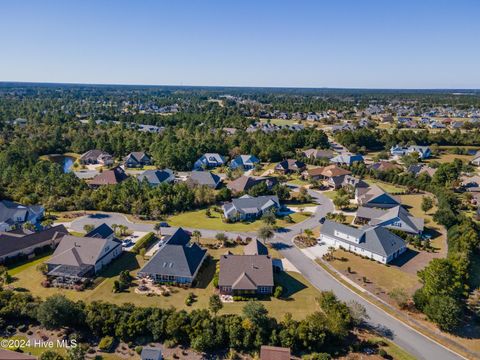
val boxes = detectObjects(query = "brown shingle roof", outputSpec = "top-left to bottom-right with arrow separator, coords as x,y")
260,346 -> 291,360
307,164 -> 351,178
218,254 -> 273,289
89,167 -> 128,185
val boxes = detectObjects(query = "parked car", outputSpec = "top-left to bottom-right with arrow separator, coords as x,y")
122,239 -> 133,247
159,222 -> 170,227
319,217 -> 326,224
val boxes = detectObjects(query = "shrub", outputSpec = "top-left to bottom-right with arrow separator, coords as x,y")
98,336 -> 115,352
274,285 -> 283,298
378,349 -> 388,358
131,232 -> 156,254
135,346 -> 143,355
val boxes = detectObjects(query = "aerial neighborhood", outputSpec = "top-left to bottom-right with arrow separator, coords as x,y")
1,84 -> 480,360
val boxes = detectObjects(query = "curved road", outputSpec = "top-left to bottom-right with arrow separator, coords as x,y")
67,188 -> 464,360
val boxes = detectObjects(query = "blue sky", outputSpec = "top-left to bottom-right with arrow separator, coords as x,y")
0,0 -> 479,88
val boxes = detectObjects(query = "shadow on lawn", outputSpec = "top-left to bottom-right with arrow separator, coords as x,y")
88,213 -> 111,219
98,252 -> 140,279
389,248 -> 420,268
193,257 -> 216,289
275,272 -> 307,299
270,241 -> 293,250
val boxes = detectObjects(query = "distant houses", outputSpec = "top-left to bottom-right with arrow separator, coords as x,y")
124,152 -> 151,168
138,228 -> 207,286
46,223 -> 122,280
218,239 -> 274,295
471,151 -> 480,166
330,154 -> 364,166
186,171 -> 222,189
230,154 -> 260,170
319,220 -> 407,264
0,200 -> 44,232
304,164 -> 351,189
274,159 -> 306,174
137,169 -> 175,186
79,150 -> 114,165
223,195 -> 280,222
390,145 -> 431,159
193,153 -> 226,170
89,166 -> 128,186
227,175 -> 278,194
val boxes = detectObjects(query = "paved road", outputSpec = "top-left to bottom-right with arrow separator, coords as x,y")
66,188 -> 463,360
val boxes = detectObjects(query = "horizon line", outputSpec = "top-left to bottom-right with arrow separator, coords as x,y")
1,80 -> 480,92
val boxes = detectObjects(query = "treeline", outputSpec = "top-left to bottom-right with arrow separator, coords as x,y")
0,291 -> 365,357
335,128 -> 480,152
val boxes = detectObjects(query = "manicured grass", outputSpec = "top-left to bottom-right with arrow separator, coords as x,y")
11,244 -> 319,320
364,179 -> 405,194
167,209 -> 311,231
322,190 -> 338,200
371,337 -> 417,360
259,118 -> 298,126
329,249 -> 419,296
287,178 -> 310,186
8,253 -> 52,276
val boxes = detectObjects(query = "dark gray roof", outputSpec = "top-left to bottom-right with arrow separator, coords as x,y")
0,200 -> 43,224
218,254 -> 274,289
321,220 -> 406,257
187,171 -> 221,188
85,223 -> 114,239
358,205 -> 424,233
139,228 -> 206,278
244,239 -> 268,255
138,169 -> 174,185
0,225 -> 68,257
225,195 -> 280,215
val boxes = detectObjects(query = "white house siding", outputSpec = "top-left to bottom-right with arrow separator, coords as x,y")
320,234 -> 388,264
94,244 -> 122,273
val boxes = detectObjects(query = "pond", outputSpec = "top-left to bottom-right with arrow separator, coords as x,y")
49,155 -> 75,173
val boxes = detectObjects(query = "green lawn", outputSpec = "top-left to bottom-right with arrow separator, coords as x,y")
364,179 -> 405,194
8,253 -> 52,276
167,208 -> 311,231
11,244 -> 320,320
328,249 -> 420,296
0,335 -> 67,357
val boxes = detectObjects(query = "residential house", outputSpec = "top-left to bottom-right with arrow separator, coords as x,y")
193,153 -> 226,170
89,166 -> 128,186
141,348 -> 163,360
330,154 -> 364,166
123,152 -> 151,168
218,239 -> 274,295
460,175 -> 480,192
223,195 -> 280,222
0,225 -> 68,263
137,169 -> 175,186
319,220 -> 407,264
260,346 -> 291,360
381,115 -> 394,123
46,224 -> 122,279
274,159 -> 306,174
227,175 -> 278,194
341,175 -> 369,190
304,165 -> 351,188
369,161 -> 401,172
407,164 -> 437,177
79,150 -> 114,165
230,155 -> 260,170
0,200 -> 44,232
355,206 -> 424,234
138,228 -> 207,285
390,145 -> 431,159
302,148 -> 335,160
356,185 -> 401,208
186,171 -> 221,189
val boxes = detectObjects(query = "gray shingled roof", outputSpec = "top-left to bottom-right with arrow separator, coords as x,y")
0,200 -> 42,224
187,171 -> 221,188
224,195 -> 280,216
137,169 -> 174,185
321,220 -> 406,257
244,239 -> 268,255
85,223 -> 114,239
218,254 -> 274,289
138,228 -> 206,278
357,185 -> 400,207
361,205 -> 424,233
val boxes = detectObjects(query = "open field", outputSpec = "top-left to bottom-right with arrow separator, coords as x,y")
167,208 -> 311,231
425,153 -> 474,164
259,118 -> 298,126
10,243 -> 319,320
